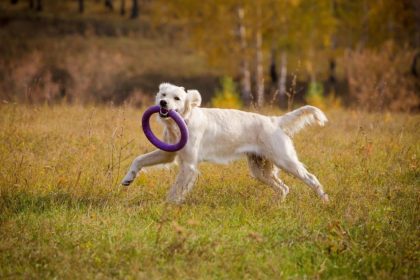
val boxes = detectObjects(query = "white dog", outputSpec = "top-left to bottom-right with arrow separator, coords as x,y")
122,83 -> 329,204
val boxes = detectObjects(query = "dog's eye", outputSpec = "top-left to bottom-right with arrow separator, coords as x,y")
174,96 -> 180,101
162,93 -> 166,97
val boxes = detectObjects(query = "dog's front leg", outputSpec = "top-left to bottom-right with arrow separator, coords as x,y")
121,150 -> 176,186
166,163 -> 198,204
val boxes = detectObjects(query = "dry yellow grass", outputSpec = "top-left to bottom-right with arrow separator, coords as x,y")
0,104 -> 418,279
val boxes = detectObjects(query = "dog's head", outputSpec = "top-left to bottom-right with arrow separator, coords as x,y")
156,83 -> 201,120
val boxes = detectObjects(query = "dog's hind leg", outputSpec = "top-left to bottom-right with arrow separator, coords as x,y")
121,150 -> 176,186
275,157 -> 329,203
265,135 -> 329,202
166,163 -> 198,204
247,154 -> 289,200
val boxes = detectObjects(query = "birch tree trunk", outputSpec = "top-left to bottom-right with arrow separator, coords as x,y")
255,6 -> 264,108
278,50 -> 287,107
236,6 -> 252,106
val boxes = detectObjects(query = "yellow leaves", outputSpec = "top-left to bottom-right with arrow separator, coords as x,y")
323,34 -> 331,48
211,91 -> 242,109
211,77 -> 242,109
289,0 -> 300,7
305,82 -> 342,110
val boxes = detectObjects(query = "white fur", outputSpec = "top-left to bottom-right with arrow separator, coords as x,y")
122,83 -> 329,204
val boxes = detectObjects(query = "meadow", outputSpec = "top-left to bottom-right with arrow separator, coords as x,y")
0,104 -> 418,279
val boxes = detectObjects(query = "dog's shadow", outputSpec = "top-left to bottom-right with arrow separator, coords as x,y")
1,191 -> 114,218
181,182 -> 287,209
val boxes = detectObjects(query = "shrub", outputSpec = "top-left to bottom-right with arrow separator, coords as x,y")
211,76 -> 242,109
305,81 -> 325,108
305,81 -> 342,110
344,41 -> 419,112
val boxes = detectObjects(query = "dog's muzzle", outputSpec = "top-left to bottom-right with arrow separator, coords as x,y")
159,107 -> 169,118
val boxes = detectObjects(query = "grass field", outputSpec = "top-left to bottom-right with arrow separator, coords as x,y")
0,104 -> 418,279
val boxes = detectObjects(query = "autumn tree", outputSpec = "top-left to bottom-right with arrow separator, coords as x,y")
151,0 -> 418,108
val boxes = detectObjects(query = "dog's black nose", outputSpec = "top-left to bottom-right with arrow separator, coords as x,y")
160,100 -> 167,107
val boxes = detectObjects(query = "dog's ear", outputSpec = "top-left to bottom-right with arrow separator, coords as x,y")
186,89 -> 202,108
183,89 -> 202,118
159,82 -> 171,92
159,83 -> 166,91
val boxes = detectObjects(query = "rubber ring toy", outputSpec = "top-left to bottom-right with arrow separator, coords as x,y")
142,105 -> 189,152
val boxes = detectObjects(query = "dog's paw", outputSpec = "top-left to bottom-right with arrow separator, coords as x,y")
321,193 -> 330,203
121,179 -> 133,186
281,188 -> 289,200
121,171 -> 136,186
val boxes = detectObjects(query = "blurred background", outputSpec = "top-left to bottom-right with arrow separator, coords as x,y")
0,0 -> 419,111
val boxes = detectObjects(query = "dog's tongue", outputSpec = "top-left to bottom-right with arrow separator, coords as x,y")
159,107 -> 169,116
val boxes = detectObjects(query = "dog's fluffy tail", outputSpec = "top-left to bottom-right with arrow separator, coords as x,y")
277,105 -> 328,136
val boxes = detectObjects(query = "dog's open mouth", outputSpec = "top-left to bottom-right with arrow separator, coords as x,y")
159,107 -> 169,118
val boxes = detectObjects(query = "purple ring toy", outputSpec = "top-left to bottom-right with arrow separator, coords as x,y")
142,105 -> 189,152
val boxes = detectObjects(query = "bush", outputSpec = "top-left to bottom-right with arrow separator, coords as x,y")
211,76 -> 242,109
344,41 -> 419,112
305,81 -> 342,110
305,81 -> 324,108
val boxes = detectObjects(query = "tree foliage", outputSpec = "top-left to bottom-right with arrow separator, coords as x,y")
151,0 -> 418,109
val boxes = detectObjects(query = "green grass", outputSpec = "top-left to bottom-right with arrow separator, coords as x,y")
0,105 -> 418,279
